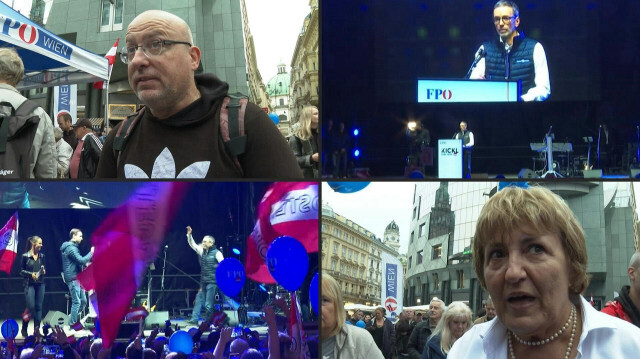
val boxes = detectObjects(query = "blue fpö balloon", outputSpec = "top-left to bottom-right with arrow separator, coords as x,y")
327,181 -> 370,193
309,272 -> 319,314
266,236 -> 309,292
216,258 -> 246,297
169,330 -> 193,354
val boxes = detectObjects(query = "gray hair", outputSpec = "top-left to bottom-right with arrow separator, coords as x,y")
0,48 -> 25,86
53,127 -> 63,141
203,235 -> 215,244
494,1 -> 520,18
430,297 -> 446,311
630,252 -> 640,270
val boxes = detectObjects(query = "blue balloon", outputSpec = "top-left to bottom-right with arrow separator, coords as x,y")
356,320 -> 366,328
1,319 -> 19,339
327,182 -> 370,193
309,272 -> 319,314
169,330 -> 193,354
215,258 -> 246,297
269,113 -> 280,125
267,236 -> 309,292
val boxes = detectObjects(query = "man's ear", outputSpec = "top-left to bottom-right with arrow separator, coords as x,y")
515,16 -> 520,29
189,46 -> 201,71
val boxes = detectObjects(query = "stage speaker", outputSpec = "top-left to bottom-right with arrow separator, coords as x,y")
518,168 -> 538,179
42,311 -> 68,327
583,169 -> 602,178
631,169 -> 640,178
144,311 -> 169,330
116,321 -> 139,342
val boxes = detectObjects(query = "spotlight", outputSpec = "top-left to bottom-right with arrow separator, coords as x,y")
259,284 -> 268,292
354,149 -> 360,157
232,248 -> 241,255
407,121 -> 417,132
353,128 -> 359,136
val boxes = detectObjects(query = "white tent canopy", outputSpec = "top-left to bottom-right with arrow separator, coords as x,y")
1,2 -> 108,90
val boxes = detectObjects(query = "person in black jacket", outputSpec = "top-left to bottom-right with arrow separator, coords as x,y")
288,105 -> 320,178
20,236 -> 46,337
69,118 -> 103,178
60,228 -> 94,325
186,225 -> 225,324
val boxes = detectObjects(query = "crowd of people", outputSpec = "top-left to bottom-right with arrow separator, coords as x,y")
4,300 -> 318,359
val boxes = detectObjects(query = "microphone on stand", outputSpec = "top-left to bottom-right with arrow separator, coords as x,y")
465,48 -> 486,79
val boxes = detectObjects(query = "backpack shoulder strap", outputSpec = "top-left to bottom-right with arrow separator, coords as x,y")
113,107 -> 146,165
0,99 -> 40,153
220,92 -> 249,173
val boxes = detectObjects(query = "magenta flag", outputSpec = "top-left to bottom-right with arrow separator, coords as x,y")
77,183 -> 189,348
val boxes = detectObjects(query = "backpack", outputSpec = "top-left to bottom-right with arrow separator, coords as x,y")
0,99 -> 42,178
112,92 -> 249,175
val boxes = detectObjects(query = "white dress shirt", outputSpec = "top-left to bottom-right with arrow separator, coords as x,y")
449,296 -> 640,358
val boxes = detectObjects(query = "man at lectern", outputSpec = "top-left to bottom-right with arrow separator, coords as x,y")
469,1 -> 550,102
454,121 -> 474,178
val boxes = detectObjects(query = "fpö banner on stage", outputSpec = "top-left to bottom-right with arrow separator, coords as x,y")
381,251 -> 403,319
417,79 -> 520,102
53,84 -> 77,122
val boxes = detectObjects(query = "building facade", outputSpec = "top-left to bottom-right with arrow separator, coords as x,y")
289,0 -> 318,123
322,203 -> 400,306
239,0 -> 271,112
266,63 -> 292,136
404,182 -> 639,314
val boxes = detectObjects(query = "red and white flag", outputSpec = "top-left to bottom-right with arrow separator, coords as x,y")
125,307 -> 149,322
93,38 -> 120,89
22,309 -> 31,322
71,321 -> 84,331
77,183 -> 189,348
590,293 -> 595,307
0,212 -> 19,274
245,182 -> 318,283
288,292 -> 310,359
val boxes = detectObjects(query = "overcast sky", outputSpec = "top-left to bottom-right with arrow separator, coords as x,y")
245,0 -> 312,84
322,182 -> 417,254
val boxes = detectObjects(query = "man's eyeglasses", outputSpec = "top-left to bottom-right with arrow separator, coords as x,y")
493,15 -> 516,24
120,39 -> 192,64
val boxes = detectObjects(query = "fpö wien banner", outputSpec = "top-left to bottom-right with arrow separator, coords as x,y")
381,251 -> 403,319
53,84 -> 77,122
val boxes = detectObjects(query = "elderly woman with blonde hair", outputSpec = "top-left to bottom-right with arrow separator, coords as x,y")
421,301 -> 472,359
288,105 -> 319,178
449,185 -> 640,358
322,274 -> 383,359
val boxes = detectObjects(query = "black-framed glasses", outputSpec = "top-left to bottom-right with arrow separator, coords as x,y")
493,15 -> 516,24
120,39 -> 192,64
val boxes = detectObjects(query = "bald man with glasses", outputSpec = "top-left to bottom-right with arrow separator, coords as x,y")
469,1 -> 550,102
96,10 -> 302,179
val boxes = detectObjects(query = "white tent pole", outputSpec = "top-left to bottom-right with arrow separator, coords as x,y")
104,82 -> 109,132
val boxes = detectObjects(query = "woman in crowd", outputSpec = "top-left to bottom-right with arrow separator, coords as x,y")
322,274 -> 384,359
20,236 -> 46,337
449,185 -> 640,358
288,105 -> 319,178
421,302 -> 472,359
366,307 -> 395,359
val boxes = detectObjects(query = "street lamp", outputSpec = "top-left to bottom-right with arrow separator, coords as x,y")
417,298 -> 421,305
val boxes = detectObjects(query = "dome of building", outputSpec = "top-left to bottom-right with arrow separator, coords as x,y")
386,220 -> 399,232
266,63 -> 290,97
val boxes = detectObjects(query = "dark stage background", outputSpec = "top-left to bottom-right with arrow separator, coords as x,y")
322,0 -> 640,176
0,182 -> 318,320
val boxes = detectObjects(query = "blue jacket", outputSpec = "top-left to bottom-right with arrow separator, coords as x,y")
60,241 -> 92,282
421,335 -> 446,359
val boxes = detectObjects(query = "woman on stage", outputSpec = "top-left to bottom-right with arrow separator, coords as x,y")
20,236 -> 46,337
